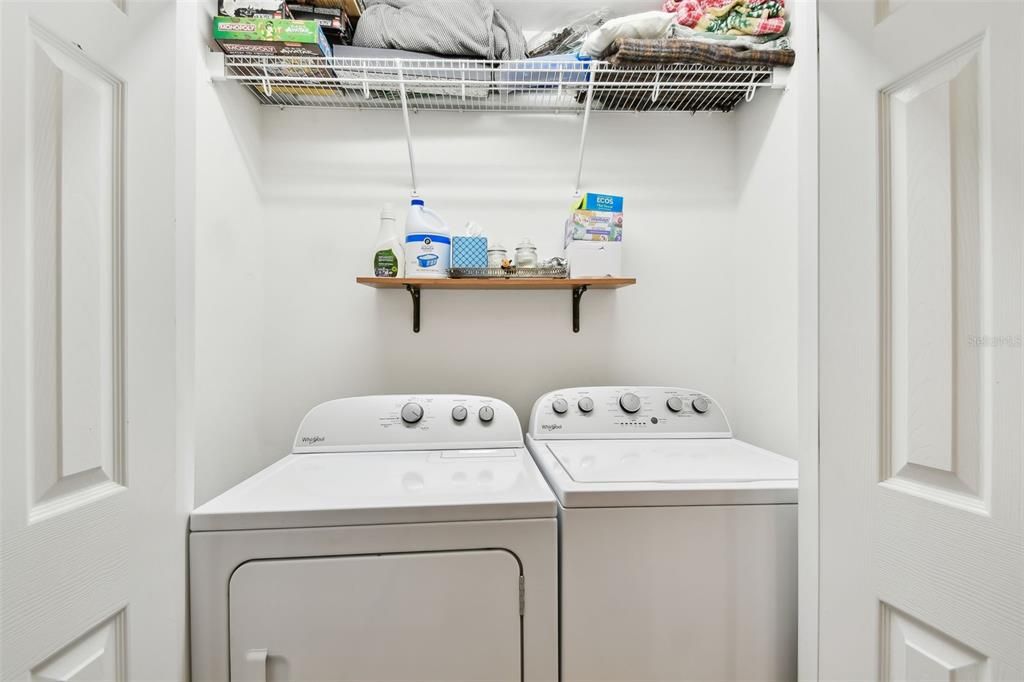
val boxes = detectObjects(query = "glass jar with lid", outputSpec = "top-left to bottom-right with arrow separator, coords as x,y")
514,238 -> 538,268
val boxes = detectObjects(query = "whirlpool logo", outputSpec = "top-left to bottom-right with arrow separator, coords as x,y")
300,435 -> 325,444
541,423 -> 562,431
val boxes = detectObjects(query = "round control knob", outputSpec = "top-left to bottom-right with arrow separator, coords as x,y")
666,396 -> 684,413
478,405 -> 495,423
578,397 -> 595,413
451,405 -> 468,422
552,398 -> 569,415
401,402 -> 424,424
619,392 -> 642,414
691,396 -> 710,414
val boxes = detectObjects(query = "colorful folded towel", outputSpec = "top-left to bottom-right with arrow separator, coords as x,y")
664,0 -> 788,36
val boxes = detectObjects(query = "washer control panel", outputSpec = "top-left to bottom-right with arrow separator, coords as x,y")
294,395 -> 523,453
528,386 -> 732,439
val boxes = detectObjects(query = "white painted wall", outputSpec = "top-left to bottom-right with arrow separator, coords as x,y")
192,0 -> 269,504
729,0 -> 815,460
191,7 -> 810,502
255,110 -> 744,462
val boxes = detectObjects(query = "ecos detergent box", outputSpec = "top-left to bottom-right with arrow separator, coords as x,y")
566,193 -> 624,245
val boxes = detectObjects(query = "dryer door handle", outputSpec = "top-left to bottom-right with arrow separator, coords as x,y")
242,648 -> 268,682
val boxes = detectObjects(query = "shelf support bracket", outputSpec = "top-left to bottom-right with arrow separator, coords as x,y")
405,284 -> 421,333
574,61 -> 598,197
396,61 -> 419,196
572,285 -> 589,333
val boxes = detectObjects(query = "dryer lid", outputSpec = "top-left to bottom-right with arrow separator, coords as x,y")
190,448 -> 557,531
546,439 -> 798,484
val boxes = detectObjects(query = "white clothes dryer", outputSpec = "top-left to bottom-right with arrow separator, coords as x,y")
527,386 -> 798,682
191,395 -> 557,682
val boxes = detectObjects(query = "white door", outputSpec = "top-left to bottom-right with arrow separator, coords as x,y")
229,551 -> 522,681
819,0 -> 1023,679
0,0 -> 188,679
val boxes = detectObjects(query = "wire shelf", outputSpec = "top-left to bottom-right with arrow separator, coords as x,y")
221,55 -> 778,113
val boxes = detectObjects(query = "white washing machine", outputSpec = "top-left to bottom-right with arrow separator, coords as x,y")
526,386 -> 798,682
190,395 -> 558,682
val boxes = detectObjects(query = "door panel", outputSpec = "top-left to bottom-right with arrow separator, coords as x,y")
1,0 -> 186,679
229,550 -> 522,682
819,0 -> 1023,679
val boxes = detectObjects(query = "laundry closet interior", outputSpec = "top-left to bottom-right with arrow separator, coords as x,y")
187,0 -> 817,506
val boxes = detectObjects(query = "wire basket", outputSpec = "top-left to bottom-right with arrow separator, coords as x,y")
448,266 -> 568,279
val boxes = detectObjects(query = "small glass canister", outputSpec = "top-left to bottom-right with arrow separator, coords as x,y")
514,238 -> 538,268
487,244 -> 507,268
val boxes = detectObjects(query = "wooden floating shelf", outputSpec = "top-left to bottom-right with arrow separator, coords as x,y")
356,277 -> 635,289
356,277 -> 637,332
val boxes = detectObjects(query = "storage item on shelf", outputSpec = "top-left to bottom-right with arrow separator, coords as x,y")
219,0 -> 291,18
603,36 -> 795,67
487,244 -> 507,268
353,0 -> 526,60
579,11 -> 676,58
331,46 -> 492,99
214,16 -> 331,57
452,222 -> 488,268
497,54 -> 591,93
526,8 -> 609,58
404,198 -> 451,278
286,3 -> 353,44
372,203 -> 404,277
567,193 -> 623,243
691,0 -> 788,36
565,240 -> 622,278
448,266 -> 568,279
514,239 -> 539,268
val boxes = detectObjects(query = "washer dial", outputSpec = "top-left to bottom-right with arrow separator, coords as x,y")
552,398 -> 569,414
478,405 -> 495,423
451,405 -> 468,422
666,396 -> 684,413
619,392 -> 642,414
401,402 -> 424,424
578,397 -> 595,413
691,396 -> 710,414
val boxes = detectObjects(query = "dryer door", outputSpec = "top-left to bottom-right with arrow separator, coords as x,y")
229,550 -> 522,682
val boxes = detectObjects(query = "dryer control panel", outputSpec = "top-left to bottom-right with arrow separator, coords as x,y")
528,387 -> 732,440
293,395 -> 523,453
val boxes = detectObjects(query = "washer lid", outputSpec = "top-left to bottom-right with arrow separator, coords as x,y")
190,448 -> 557,532
530,438 -> 798,507
547,439 -> 798,484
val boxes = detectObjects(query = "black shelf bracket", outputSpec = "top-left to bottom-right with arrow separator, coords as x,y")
405,284 -> 421,333
572,285 -> 589,333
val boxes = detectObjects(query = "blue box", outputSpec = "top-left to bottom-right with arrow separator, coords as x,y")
573,192 -> 623,213
452,236 -> 488,268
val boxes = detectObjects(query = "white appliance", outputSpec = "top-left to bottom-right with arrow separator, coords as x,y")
526,386 -> 798,682
191,395 -> 558,682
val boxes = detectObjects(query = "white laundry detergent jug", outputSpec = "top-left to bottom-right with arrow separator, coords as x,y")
404,198 -> 450,278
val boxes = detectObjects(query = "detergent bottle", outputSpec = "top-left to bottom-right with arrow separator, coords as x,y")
404,198 -> 450,278
371,203 -> 404,277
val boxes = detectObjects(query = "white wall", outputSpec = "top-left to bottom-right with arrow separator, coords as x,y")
256,111 -> 743,461
192,0 -> 269,504
191,19 -> 808,502
730,5 -> 809,458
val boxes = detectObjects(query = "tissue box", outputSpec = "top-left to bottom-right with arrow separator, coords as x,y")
566,193 -> 623,244
565,240 -> 622,278
452,236 -> 488,268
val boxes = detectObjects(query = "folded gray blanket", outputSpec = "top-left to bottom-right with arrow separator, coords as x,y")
353,0 -> 526,60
